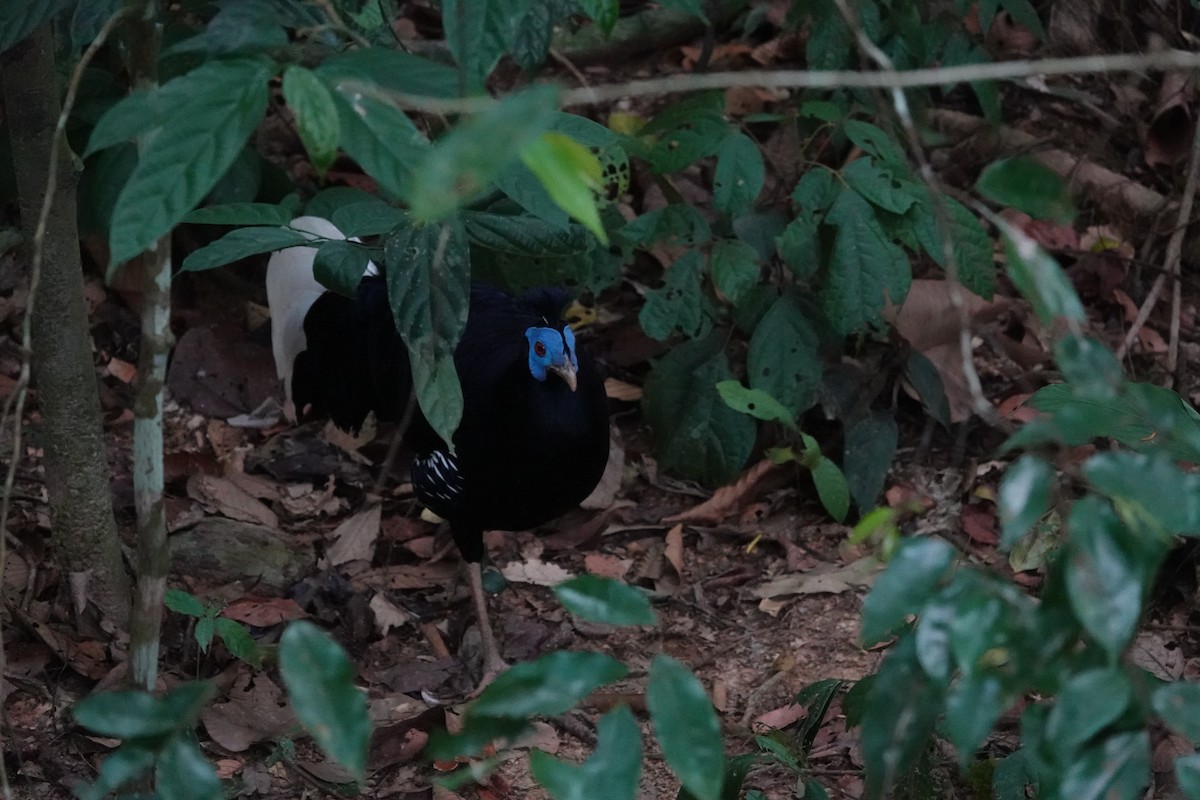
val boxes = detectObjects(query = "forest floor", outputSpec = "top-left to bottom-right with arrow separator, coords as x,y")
6,4 -> 1200,800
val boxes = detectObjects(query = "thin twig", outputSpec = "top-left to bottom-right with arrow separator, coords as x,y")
336,49 -> 1200,116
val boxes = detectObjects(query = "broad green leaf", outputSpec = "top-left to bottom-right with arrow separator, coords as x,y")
805,0 -> 853,70
73,682 -> 215,741
465,212 -> 590,256
640,250 -> 708,341
384,220 -> 471,447
410,86 -> 559,221
206,145 -> 262,205
914,599 -> 955,682
713,133 -> 764,216
195,617 -> 215,652
181,228 -> 311,272
495,162 -> 571,228
791,168 -> 838,211
554,575 -> 657,626
1059,731 -> 1150,800
86,89 -> 172,156
642,93 -> 725,136
69,0 -> 122,53
0,0 -> 75,53
860,636 -> 942,799
620,204 -> 711,247
155,737 -> 222,800
1046,668 -> 1131,754
648,655 -> 724,800
793,679 -> 845,753
1084,451 -> 1200,536
811,455 -> 850,522
999,0 -> 1046,39
775,212 -> 820,280
998,218 -> 1085,325
73,744 -> 156,800
747,292 -> 820,417
313,239 -> 370,298
530,706 -> 641,800
645,113 -> 730,174
843,411 -> 898,512
305,186 -> 380,219
734,208 -> 789,262
1152,681 -> 1200,743
1064,497 -> 1146,659
943,672 -> 1006,767
861,537 -> 955,646
642,334 -> 756,485
443,0 -> 510,93
315,47 -> 459,99
183,202 -> 294,226
426,715 -> 531,759
508,0 -> 570,71
283,65 -> 340,175
471,651 -> 627,718
842,159 -> 919,214
903,352 -> 950,428
279,621 -> 369,780
108,58 -> 273,269
577,0 -> 618,33
1055,334 -> 1122,398
1177,753 -> 1200,800
823,189 -> 911,335
977,156 -> 1075,223
992,750 -> 1035,800
710,239 -> 760,306
520,132 -> 607,243
164,589 -> 207,617
656,0 -> 708,20
214,618 -> 263,668
161,3 -> 286,59
913,194 -> 995,299
331,201 -> 408,238
843,120 -> 907,168
998,454 -> 1054,549
716,381 -> 795,428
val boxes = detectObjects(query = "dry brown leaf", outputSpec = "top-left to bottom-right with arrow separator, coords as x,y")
364,563 -> 459,590
664,524 -> 685,577
187,474 -> 278,529
105,357 -> 137,384
326,503 -> 382,566
584,552 -> 632,579
221,596 -> 307,627
369,593 -> 412,636
214,759 -> 244,780
752,556 -> 879,600
1113,289 -> 1168,353
603,378 -> 643,401
754,703 -> 807,731
663,460 -> 778,525
500,557 -> 573,586
581,430 -> 625,510
1146,71 -> 1195,168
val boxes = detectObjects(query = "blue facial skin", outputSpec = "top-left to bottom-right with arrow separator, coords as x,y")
525,326 -> 578,382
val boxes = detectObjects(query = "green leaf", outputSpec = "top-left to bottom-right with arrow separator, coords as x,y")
0,0 -> 75,53
775,212 -> 820,280
383,220 -> 471,448
1152,681 -> 1200,743
843,411 -> 898,512
73,682 -> 215,741
903,352 -> 950,428
519,132 -> 608,243
508,0 -> 571,71
315,47 -> 460,99
214,618 -> 263,668
992,750 -> 1035,800
1084,451 -> 1200,536
998,454 -> 1054,549
645,113 -> 730,174
73,743 -> 156,800
642,334 -> 756,485
791,168 -> 838,211
1176,753 -> 1200,800
410,86 -> 559,221
620,205 -> 711,247
1059,731 -> 1150,800
161,3 -> 286,59
823,188 -> 911,335
443,0 -> 510,93
471,651 -> 627,719
279,621 -> 369,781
998,218 -> 1084,325
943,672 -> 1006,767
164,589 -> 207,617
1046,668 -> 1131,754
860,537 -> 955,646
648,655 -> 724,800
530,706 -> 641,800
640,250 -> 708,341
313,240 -> 370,298
710,239 -> 761,306
183,202 -> 294,226
713,133 -> 764,216
195,616 -> 215,652
305,186 -> 380,219
716,381 -> 795,428
155,736 -> 222,800
577,0 -> 618,33
554,575 -> 657,626
331,201 -> 408,238
842,159 -> 919,214
283,65 -> 340,176
464,211 -> 590,256
913,194 -> 995,299
842,120 -> 907,169
108,58 -> 273,269
1064,497 -> 1146,659
999,0 -> 1046,39
495,162 -> 571,228
748,292 -> 821,417
810,454 -> 850,522
1055,334 -> 1123,398
181,227 -> 311,272
806,0 -> 853,70
860,636 -> 942,799
977,156 -> 1075,223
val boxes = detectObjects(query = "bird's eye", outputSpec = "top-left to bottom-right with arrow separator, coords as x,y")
534,341 -> 547,357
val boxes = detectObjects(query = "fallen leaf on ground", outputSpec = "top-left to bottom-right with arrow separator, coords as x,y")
325,503 -> 382,566
664,523 -> 685,577
187,474 -> 278,529
603,378 -> 642,401
221,596 -> 307,627
583,552 -> 632,579
755,703 -> 807,730
200,672 -> 296,752
753,556 -> 879,601
500,557 -> 573,586
369,593 -> 411,636
664,460 -> 779,525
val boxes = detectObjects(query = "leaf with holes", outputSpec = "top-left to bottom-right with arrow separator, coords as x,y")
640,250 -> 708,341
714,133 -> 764,216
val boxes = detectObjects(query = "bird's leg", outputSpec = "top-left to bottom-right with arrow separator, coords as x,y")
467,560 -> 508,687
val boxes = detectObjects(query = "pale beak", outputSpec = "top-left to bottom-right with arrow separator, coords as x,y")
548,360 -> 578,392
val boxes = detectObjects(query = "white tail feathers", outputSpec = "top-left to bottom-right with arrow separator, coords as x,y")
266,216 -> 378,421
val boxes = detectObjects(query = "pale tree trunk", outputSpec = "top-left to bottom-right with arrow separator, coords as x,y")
0,26 -> 131,625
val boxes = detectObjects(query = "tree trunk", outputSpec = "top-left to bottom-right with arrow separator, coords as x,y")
0,26 -> 131,625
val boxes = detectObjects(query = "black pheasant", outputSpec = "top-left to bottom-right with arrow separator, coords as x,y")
266,216 -> 611,680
